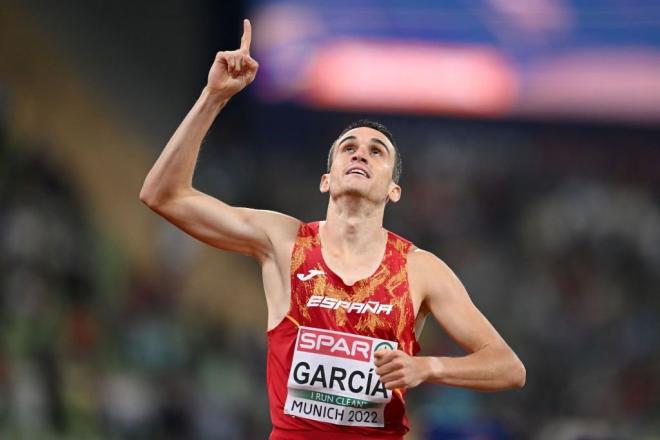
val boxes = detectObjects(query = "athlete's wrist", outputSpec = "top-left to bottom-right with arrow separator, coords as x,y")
423,356 -> 445,383
201,86 -> 231,108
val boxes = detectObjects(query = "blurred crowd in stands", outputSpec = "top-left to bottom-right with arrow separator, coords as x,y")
1,108 -> 659,440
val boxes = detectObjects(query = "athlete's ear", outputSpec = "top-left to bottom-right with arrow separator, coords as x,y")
320,173 -> 330,193
387,183 -> 401,203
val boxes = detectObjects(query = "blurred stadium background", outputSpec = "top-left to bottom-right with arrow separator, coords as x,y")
1,0 -> 659,438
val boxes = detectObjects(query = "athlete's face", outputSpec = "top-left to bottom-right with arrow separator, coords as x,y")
320,127 -> 401,204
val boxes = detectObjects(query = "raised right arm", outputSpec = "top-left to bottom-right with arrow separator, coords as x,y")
139,20 -> 300,262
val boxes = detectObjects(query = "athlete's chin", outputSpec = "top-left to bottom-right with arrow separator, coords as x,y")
343,187 -> 368,197
332,186 -> 383,203
333,184 -> 368,197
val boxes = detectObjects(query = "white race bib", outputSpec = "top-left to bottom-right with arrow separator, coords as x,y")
284,326 -> 397,427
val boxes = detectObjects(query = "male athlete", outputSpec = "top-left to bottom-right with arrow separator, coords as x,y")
140,20 -> 525,439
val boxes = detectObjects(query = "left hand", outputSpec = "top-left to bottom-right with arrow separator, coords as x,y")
374,349 -> 430,390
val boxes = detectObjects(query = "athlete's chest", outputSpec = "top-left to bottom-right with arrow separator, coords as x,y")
293,254 -> 410,340
319,247 -> 385,287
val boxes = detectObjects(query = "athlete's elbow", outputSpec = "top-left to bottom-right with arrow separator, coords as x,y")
139,187 -> 173,212
139,185 -> 160,207
139,181 -> 177,209
493,347 -> 525,390
508,358 -> 526,389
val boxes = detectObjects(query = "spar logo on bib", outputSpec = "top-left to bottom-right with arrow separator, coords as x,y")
297,328 -> 373,362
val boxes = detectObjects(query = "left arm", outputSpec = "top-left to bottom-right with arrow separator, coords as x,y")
375,249 -> 526,392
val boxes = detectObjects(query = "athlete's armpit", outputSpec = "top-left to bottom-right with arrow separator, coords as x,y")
144,188 -> 300,262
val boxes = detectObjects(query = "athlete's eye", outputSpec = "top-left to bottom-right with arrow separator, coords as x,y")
370,147 -> 382,157
343,145 -> 356,153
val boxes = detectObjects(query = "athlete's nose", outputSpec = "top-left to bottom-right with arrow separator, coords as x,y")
350,146 -> 368,164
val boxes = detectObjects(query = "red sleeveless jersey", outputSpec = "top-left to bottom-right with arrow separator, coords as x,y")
267,221 -> 420,439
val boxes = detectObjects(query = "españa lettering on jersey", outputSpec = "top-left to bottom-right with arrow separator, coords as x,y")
306,295 -> 394,315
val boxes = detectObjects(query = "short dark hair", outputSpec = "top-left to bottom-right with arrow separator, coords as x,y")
327,119 -> 402,184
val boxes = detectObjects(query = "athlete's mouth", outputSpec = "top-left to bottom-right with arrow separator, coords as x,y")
345,166 -> 370,178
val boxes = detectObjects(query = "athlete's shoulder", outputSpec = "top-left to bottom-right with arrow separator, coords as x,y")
243,210 -> 303,260
407,247 -> 451,268
250,209 -> 302,237
385,228 -> 415,254
406,247 -> 470,310
407,247 -> 457,285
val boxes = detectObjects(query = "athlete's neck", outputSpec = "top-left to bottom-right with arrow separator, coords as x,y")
321,196 -> 386,256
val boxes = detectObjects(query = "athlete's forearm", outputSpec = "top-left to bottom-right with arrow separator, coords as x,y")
140,87 -> 229,205
423,344 -> 526,391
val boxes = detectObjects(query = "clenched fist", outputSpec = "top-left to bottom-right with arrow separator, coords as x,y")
374,349 -> 433,390
207,19 -> 259,100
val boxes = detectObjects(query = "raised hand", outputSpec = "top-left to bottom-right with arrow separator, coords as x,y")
207,19 -> 259,99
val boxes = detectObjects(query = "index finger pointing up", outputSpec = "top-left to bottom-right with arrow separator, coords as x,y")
240,19 -> 252,53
